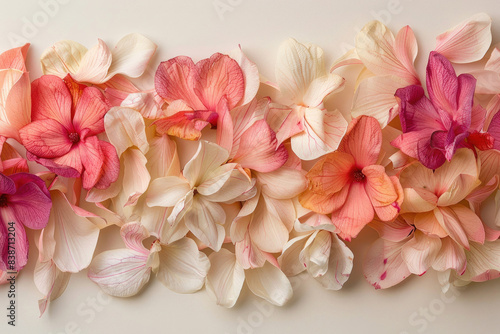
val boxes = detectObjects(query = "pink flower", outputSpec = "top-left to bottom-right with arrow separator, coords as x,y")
19,75 -> 119,190
299,116 -> 403,240
0,172 -> 51,272
153,51 -> 258,152
392,52 -> 486,169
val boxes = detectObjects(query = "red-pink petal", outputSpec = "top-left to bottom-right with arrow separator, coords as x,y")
93,141 -> 119,190
339,115 -> 381,168
19,119 -> 72,159
0,44 -> 29,71
73,86 -> 110,136
78,136 -> 104,190
31,75 -> 73,129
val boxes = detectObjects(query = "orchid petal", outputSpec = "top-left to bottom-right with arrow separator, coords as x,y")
156,237 -> 210,293
245,262 -> 293,306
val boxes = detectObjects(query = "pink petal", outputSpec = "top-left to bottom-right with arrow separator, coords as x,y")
339,115 -> 381,167
401,231 -> 441,275
437,205 -> 485,249
363,165 -> 401,222
0,208 -> 28,271
9,181 -> 52,230
78,136 -> 104,190
73,86 -> 110,136
435,13 -> 492,63
363,237 -> 411,289
0,44 -> 29,71
332,182 -> 374,240
19,119 -> 72,158
432,237 -> 467,275
195,53 -> 245,110
154,56 -> 204,109
215,97 -> 234,153
31,75 -> 73,129
369,215 -> 415,242
231,120 -> 288,172
92,140 -> 119,190
0,70 -> 31,141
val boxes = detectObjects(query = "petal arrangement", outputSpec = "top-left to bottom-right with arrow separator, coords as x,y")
1,14 -> 500,315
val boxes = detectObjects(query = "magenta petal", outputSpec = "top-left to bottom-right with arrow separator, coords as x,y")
0,173 -> 16,195
426,52 -> 459,114
9,182 -> 51,230
0,212 -> 28,272
396,85 -> 443,133
416,135 -> 446,169
9,172 -> 50,199
488,111 -> 500,150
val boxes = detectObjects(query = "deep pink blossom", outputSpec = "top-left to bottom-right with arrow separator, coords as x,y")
392,51 -> 486,169
19,75 -> 119,190
0,172 -> 51,271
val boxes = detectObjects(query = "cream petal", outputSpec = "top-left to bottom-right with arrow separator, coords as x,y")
206,249 -> 245,308
72,39 -> 112,84
291,107 -> 347,160
50,191 -> 100,273
183,140 -> 229,187
278,233 -> 311,276
302,73 -> 345,108
435,13 -> 492,63
432,238 -> 467,275
146,176 -> 191,208
156,237 -> 210,293
401,231 -> 442,275
245,262 -> 293,306
276,38 -> 326,105
88,248 -> 151,297
146,134 -> 181,179
40,40 -> 88,77
104,107 -> 148,157
351,75 -> 405,128
184,196 -> 226,251
300,230 -> 332,277
228,47 -> 260,106
256,167 -> 307,200
34,259 -> 71,316
105,33 -> 157,80
314,232 -> 353,290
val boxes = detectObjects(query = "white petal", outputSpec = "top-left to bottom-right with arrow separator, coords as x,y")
302,73 -> 345,108
120,222 -> 150,255
291,107 -> 347,160
278,234 -> 310,276
88,248 -> 151,297
206,249 -> 245,308
199,167 -> 252,203
245,262 -> 293,306
156,237 -> 210,293
121,148 -> 151,206
72,39 -> 112,84
146,176 -> 191,207
276,38 -> 326,105
184,196 -> 226,251
34,259 -> 71,316
104,107 -> 149,157
106,33 -> 157,80
435,13 -> 492,63
183,140 -> 229,187
300,230 -> 332,277
50,191 -> 100,273
314,233 -> 353,290
256,167 -> 307,199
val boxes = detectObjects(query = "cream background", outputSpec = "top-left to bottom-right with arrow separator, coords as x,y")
1,0 -> 500,333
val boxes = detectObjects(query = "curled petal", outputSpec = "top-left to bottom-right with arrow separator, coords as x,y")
206,249 -> 245,308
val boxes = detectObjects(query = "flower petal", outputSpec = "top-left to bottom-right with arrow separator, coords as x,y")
206,248 -> 245,308
401,231 -> 441,275
435,13 -> 492,63
30,75 -> 72,129
34,259 -> 71,317
40,40 -> 88,78
105,33 -> 157,80
314,232 -> 353,290
245,262 -> 293,306
88,248 -> 151,297
156,237 -> 210,293
339,115 -> 381,167
72,39 -> 112,84
19,119 -> 72,159
291,107 -> 347,160
363,237 -> 411,289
